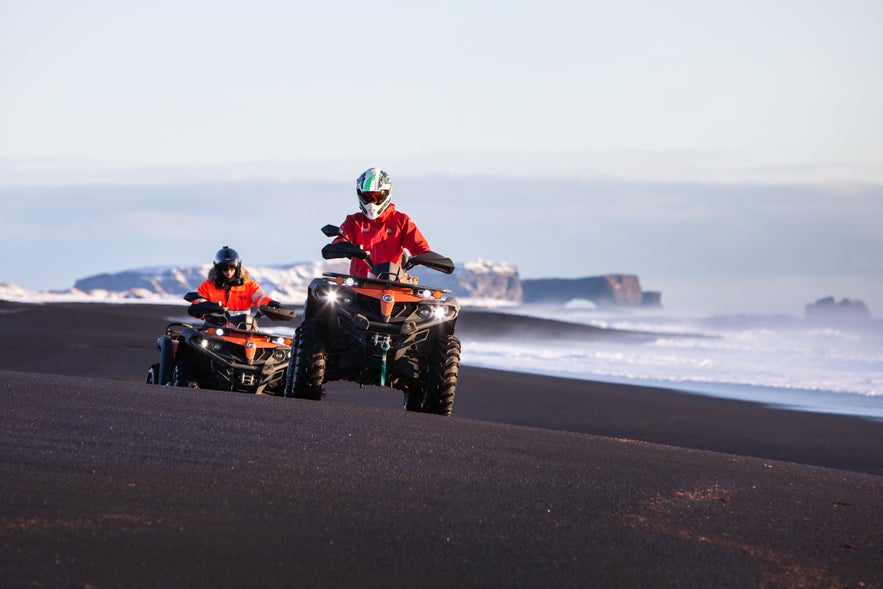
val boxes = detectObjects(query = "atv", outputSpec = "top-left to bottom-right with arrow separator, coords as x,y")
284,225 -> 461,415
146,292 -> 295,395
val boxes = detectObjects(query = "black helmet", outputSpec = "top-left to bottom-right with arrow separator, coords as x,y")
213,246 -> 242,270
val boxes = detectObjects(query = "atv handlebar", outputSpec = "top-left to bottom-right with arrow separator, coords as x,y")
188,301 -> 225,318
319,224 -> 455,275
322,241 -> 372,265
259,304 -> 295,322
184,293 -> 294,323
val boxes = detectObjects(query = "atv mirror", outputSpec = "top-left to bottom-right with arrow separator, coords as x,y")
405,251 -> 456,275
322,242 -> 370,261
183,291 -> 202,303
322,224 -> 342,238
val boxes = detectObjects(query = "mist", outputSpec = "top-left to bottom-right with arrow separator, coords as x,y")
2,175 -> 881,316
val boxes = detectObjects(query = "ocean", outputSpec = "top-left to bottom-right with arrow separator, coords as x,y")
458,304 -> 883,421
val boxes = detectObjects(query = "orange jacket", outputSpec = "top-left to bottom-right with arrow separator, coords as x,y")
334,203 -> 430,277
195,268 -> 272,311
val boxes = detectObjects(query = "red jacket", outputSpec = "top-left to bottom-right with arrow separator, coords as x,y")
335,204 -> 430,277
195,268 -> 272,311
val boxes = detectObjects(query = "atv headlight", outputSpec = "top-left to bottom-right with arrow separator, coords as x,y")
418,304 -> 450,321
316,282 -> 339,304
415,288 -> 443,300
199,338 -> 209,349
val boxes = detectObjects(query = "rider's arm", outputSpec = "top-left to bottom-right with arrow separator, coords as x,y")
334,215 -> 360,245
400,214 -> 430,256
246,281 -> 273,308
195,280 -> 215,304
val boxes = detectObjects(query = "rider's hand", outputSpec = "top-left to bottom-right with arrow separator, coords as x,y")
267,300 -> 283,309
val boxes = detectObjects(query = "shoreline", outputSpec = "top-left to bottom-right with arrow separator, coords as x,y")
2,298 -> 881,421
0,300 -> 881,475
460,365 -> 883,423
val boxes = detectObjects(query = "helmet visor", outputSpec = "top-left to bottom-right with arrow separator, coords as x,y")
217,262 -> 239,272
359,191 -> 387,205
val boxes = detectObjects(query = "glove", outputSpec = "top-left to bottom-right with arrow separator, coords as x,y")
267,300 -> 282,309
188,301 -> 224,318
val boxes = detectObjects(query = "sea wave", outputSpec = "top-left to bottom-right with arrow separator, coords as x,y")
459,305 -> 883,419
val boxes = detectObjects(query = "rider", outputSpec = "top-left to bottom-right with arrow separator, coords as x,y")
176,246 -> 281,387
192,246 -> 280,317
334,167 -> 432,277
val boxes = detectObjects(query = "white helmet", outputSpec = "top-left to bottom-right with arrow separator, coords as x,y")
356,167 -> 392,220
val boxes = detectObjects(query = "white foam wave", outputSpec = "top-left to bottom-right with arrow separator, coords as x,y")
460,306 -> 883,419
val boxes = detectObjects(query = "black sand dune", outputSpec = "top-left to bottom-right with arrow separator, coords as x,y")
0,301 -> 881,588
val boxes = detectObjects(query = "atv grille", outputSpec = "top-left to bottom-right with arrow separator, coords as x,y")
357,298 -> 420,321
223,343 -> 283,364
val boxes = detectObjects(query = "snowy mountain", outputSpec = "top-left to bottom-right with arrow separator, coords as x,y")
0,259 -> 524,305
71,259 -> 356,303
2,259 -> 660,308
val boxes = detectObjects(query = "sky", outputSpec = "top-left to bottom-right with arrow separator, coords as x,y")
1,1 -> 882,315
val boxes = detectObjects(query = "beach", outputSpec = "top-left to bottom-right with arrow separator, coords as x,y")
0,301 -> 880,587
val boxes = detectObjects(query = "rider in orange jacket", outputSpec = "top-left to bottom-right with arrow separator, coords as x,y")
334,167 -> 431,277
193,246 -> 278,312
176,246 -> 281,387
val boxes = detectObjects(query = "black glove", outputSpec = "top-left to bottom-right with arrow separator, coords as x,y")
267,300 -> 282,309
188,301 -> 224,318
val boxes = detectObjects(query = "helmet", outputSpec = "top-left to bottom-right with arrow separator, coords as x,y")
213,246 -> 242,270
213,246 -> 242,287
356,167 -> 392,220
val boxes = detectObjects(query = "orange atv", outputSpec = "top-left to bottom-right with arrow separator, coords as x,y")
284,225 -> 461,415
146,293 -> 295,395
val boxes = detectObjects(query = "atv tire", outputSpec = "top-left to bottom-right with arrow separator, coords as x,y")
403,381 -> 423,412
156,335 -> 175,385
285,319 -> 326,400
146,364 -> 160,385
420,334 -> 460,416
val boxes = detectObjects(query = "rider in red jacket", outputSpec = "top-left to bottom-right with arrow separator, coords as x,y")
334,167 -> 431,277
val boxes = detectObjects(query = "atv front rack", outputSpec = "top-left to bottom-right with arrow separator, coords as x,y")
322,273 -> 452,297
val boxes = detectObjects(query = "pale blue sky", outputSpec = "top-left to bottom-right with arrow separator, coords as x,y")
1,1 -> 882,314
3,0 -> 882,178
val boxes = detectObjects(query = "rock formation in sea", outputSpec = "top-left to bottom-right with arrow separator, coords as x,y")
805,296 -> 871,321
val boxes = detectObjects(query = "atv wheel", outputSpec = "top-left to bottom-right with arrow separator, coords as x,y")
172,363 -> 201,388
395,357 -> 424,411
421,335 -> 461,416
146,364 -> 160,385
285,319 -> 326,400
157,335 -> 175,385
403,382 -> 423,412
